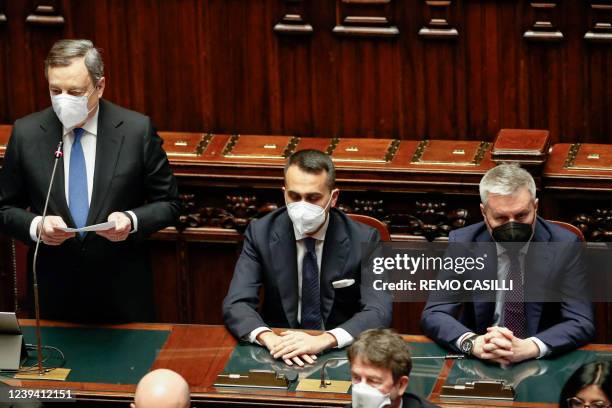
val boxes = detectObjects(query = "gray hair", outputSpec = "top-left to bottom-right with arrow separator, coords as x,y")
479,163 -> 536,205
44,39 -> 104,84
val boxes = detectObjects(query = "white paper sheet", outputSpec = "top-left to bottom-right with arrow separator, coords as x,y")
59,221 -> 116,233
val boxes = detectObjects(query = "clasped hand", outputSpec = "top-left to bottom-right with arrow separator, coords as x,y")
258,330 -> 337,367
472,327 -> 540,364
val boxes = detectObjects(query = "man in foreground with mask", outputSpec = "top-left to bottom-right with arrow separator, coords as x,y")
347,328 -> 439,408
0,39 -> 179,321
420,163 -> 594,363
223,149 -> 392,366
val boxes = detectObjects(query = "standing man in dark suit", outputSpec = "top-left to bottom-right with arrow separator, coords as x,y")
421,164 -> 594,363
346,329 -> 440,408
0,39 -> 179,322
223,149 -> 392,366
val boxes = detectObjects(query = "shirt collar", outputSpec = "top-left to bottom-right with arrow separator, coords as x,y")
62,104 -> 99,137
293,212 -> 331,242
495,240 -> 531,257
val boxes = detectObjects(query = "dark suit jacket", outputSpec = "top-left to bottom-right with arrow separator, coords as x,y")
0,99 -> 180,322
344,392 -> 440,408
222,208 -> 392,340
420,217 -> 595,356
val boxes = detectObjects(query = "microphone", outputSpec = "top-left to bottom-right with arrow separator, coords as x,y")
31,141 -> 63,374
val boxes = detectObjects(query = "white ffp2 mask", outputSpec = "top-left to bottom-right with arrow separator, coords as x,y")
286,194 -> 333,236
51,88 -> 96,130
351,381 -> 392,408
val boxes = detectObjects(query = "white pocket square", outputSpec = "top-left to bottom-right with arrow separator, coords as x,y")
332,279 -> 355,289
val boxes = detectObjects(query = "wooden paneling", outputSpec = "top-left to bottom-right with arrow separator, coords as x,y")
0,1 -> 610,143
2,130 -> 611,340
0,2 -> 611,341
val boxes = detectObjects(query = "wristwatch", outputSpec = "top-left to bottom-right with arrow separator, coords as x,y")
460,334 -> 479,355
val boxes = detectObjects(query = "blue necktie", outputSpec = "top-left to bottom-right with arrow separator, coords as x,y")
69,128 -> 89,232
301,237 -> 322,330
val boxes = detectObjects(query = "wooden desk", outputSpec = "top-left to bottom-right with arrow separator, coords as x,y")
2,321 -> 611,408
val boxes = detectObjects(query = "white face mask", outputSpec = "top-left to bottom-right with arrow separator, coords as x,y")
51,87 -> 96,130
286,193 -> 334,236
351,381 -> 392,408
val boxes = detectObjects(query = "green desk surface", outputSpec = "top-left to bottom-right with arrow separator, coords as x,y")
220,341 -> 448,398
16,326 -> 170,384
444,349 -> 612,404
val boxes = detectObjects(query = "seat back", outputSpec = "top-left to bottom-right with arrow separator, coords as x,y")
347,214 -> 391,241
550,220 -> 586,242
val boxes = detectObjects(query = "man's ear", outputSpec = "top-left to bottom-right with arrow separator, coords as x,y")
96,77 -> 106,98
397,375 -> 409,396
534,198 -> 539,212
479,203 -> 486,218
130,403 -> 136,408
331,188 -> 340,208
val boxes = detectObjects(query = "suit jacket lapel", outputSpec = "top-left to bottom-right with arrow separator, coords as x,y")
38,111 -> 74,227
524,217 -> 553,332
320,212 -> 349,323
85,100 -> 125,228
270,213 -> 299,327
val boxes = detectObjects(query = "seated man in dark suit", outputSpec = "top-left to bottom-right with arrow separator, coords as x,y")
346,328 -> 439,408
223,149 -> 392,366
421,163 -> 594,364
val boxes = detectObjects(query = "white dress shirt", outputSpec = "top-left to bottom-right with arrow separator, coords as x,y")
456,241 -> 549,358
29,108 -> 138,240
248,214 -> 354,348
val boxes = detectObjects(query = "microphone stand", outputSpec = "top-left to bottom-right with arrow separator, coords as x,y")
31,141 -> 63,375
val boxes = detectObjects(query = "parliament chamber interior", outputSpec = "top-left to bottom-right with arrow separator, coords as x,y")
0,1 -> 611,407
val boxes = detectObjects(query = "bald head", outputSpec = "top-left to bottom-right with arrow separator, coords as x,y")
131,369 -> 190,408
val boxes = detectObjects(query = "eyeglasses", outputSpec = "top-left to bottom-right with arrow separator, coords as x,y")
567,397 -> 611,408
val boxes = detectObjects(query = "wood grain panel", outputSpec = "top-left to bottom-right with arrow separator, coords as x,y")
0,1 -> 610,143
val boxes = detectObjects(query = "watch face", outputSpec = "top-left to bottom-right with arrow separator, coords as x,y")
461,339 -> 473,354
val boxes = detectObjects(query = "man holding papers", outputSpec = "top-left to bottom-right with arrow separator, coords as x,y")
0,39 -> 179,322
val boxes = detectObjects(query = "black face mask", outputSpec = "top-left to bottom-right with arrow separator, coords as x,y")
491,221 -> 533,243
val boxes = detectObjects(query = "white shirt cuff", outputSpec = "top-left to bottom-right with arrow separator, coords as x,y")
327,328 -> 354,349
29,216 -> 43,242
455,332 -> 476,351
248,327 -> 272,345
529,337 -> 549,359
126,211 -> 138,233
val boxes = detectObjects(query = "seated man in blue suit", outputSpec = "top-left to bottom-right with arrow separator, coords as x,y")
421,164 -> 594,364
223,149 -> 392,366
